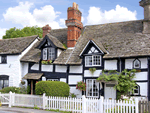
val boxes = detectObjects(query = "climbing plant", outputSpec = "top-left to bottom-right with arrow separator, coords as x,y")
97,69 -> 137,100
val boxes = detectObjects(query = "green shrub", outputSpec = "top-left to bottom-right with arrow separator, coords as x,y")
35,81 -> 70,97
0,86 -> 27,94
27,85 -> 30,94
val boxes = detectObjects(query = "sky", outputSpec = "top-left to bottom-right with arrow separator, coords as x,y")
0,0 -> 144,39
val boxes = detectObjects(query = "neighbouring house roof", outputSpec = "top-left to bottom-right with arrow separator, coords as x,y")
21,19 -> 150,64
0,35 -> 38,55
22,73 -> 43,79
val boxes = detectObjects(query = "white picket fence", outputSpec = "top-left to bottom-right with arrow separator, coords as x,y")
0,91 -> 139,113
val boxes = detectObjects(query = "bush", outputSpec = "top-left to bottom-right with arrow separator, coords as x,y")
35,81 -> 70,97
0,86 -> 27,94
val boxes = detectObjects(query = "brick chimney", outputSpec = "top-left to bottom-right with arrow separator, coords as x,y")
42,24 -> 51,38
140,0 -> 150,33
65,2 -> 83,48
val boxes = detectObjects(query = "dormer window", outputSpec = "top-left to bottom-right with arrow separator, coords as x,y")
133,59 -> 141,69
85,55 -> 101,66
43,48 -> 55,61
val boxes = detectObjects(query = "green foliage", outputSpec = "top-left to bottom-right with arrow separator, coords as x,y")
35,81 -> 70,97
27,85 -> 30,94
70,93 -> 76,98
34,105 -> 40,109
89,68 -> 96,74
63,43 -> 67,49
97,69 -> 137,100
3,26 -> 43,39
41,60 -> 52,65
0,86 -> 27,94
76,81 -> 86,91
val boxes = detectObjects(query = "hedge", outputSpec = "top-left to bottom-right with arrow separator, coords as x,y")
0,86 -> 27,94
35,81 -> 70,97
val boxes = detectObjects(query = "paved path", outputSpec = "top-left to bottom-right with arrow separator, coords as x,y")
0,106 -> 61,113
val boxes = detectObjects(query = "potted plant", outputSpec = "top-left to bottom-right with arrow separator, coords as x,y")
21,80 -> 25,85
41,60 -> 52,65
89,68 -> 96,75
76,81 -> 86,91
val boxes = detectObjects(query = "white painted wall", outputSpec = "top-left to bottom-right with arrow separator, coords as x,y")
70,87 -> 82,98
21,62 -> 28,87
41,65 -> 53,72
56,65 -> 67,72
133,72 -> 148,81
104,60 -> 117,70
84,70 -> 102,77
60,78 -> 66,83
57,49 -> 62,57
136,82 -> 148,96
125,58 -> 147,69
69,65 -> 83,73
31,64 -> 39,70
0,55 -> 20,87
68,75 -> 82,84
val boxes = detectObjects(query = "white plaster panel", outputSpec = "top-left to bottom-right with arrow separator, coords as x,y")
69,65 -> 83,73
56,65 -> 67,72
21,63 -> 28,78
69,75 -> 82,84
84,70 -> 102,77
140,58 -> 147,68
104,60 -> 117,70
125,58 -> 147,69
133,72 -> 148,81
136,82 -> 148,96
31,64 -> 39,70
57,49 -> 62,57
60,78 -> 66,83
41,65 -> 53,72
70,87 -> 82,98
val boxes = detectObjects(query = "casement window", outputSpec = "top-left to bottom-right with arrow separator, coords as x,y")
133,59 -> 141,69
1,56 -> 7,63
43,48 -> 55,60
47,79 -> 59,81
86,79 -> 99,98
0,75 -> 9,89
85,55 -> 101,66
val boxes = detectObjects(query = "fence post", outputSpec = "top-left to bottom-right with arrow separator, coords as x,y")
43,93 -> 46,110
12,92 -> 15,106
135,98 -> 139,113
82,95 -> 86,113
9,91 -> 12,107
100,96 -> 104,113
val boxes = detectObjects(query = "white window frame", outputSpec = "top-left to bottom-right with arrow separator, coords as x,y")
47,79 -> 59,81
85,55 -> 101,67
43,48 -> 55,60
133,59 -> 140,69
86,79 -> 99,98
131,85 -> 140,95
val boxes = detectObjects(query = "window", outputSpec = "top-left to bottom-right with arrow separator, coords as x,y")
86,79 -> 99,98
85,55 -> 101,66
47,79 -> 59,81
43,48 -> 55,60
1,56 -> 7,63
130,84 -> 140,95
133,59 -> 140,69
0,75 -> 9,89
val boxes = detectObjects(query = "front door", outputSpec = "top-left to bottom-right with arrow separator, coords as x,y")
105,84 -> 116,100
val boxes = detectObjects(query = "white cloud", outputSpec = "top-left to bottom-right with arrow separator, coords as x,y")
81,16 -> 84,23
86,5 -> 137,25
0,28 -> 7,39
3,1 -> 64,29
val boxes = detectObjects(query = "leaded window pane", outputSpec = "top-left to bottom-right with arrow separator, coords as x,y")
48,48 -> 55,60
4,80 -> 9,87
0,80 -> 3,89
43,48 -> 47,60
86,79 -> 99,98
133,59 -> 140,68
85,56 -> 92,66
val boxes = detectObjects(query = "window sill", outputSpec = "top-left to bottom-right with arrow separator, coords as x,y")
0,63 -> 7,64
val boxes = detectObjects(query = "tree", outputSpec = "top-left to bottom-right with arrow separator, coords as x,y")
97,69 -> 137,100
3,26 -> 43,39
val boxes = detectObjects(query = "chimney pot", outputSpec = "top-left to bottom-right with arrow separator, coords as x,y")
42,24 -> 51,38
